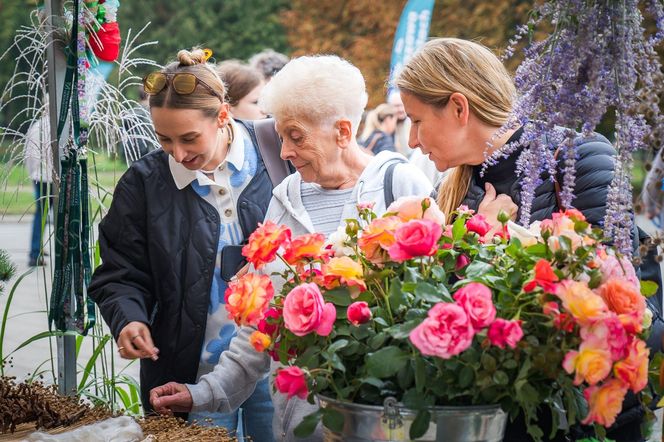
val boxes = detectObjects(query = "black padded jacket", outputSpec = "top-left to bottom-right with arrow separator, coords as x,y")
88,121 -> 275,411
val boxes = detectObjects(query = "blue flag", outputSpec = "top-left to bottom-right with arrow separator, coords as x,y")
388,0 -> 435,92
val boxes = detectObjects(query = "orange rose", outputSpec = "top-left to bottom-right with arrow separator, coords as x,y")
562,343 -> 612,386
224,273 -> 274,326
614,339 -> 649,393
557,281 -> 608,326
322,256 -> 367,292
242,221 -> 291,269
582,379 -> 628,427
358,216 -> 402,263
597,278 -> 646,319
249,330 -> 272,352
283,233 -> 329,266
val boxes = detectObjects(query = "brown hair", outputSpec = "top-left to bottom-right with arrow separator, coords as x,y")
216,61 -> 263,107
396,38 -> 515,218
148,48 -> 226,119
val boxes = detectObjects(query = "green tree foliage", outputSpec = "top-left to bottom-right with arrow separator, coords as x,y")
118,0 -> 290,69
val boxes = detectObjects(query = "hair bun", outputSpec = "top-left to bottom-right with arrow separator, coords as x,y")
177,48 -> 207,67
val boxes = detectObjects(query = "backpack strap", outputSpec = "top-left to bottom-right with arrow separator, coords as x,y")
383,158 -> 407,207
553,147 -> 565,210
253,118 -> 293,187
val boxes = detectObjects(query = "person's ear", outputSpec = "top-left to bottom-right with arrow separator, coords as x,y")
335,119 -> 353,148
217,103 -> 231,127
448,92 -> 470,126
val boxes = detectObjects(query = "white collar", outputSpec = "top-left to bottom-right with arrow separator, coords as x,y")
168,118 -> 246,190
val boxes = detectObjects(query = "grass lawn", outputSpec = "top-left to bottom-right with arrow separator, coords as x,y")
0,150 -> 128,218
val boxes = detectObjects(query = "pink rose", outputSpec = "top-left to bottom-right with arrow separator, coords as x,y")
347,301 -> 372,326
388,219 -> 443,262
453,282 -> 496,330
387,196 -> 446,224
283,283 -> 337,337
274,366 -> 309,399
409,303 -> 475,359
466,214 -> 492,236
487,319 -> 524,349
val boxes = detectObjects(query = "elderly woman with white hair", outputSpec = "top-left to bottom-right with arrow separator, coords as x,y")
146,54 -> 436,441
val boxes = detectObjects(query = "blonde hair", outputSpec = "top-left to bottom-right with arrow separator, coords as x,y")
360,103 -> 396,140
148,48 -> 226,119
396,38 -> 515,218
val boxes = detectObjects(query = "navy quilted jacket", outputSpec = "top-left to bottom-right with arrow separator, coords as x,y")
89,123 -> 274,411
462,128 -> 615,226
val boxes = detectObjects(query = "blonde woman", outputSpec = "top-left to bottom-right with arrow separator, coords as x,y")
359,103 -> 398,154
88,48 -> 276,441
397,37 -> 643,442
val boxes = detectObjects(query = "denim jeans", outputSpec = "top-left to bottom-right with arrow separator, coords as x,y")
30,181 -> 52,261
188,376 -> 274,441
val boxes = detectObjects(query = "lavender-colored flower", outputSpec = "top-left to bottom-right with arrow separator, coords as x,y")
492,0 -> 664,255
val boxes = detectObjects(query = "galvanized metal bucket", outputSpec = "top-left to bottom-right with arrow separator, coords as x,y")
319,396 -> 507,442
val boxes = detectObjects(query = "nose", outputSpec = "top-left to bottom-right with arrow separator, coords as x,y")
280,141 -> 295,161
172,144 -> 187,163
408,125 -> 419,149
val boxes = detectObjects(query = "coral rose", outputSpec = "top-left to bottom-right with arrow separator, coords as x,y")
224,273 -> 274,326
283,233 -> 329,266
581,379 -> 628,427
523,259 -> 559,294
283,283 -> 336,337
597,278 -> 646,320
274,366 -> 309,399
613,339 -> 649,393
322,257 -> 367,292
453,283 -> 496,330
358,216 -> 402,263
557,281 -> 608,326
581,314 -> 629,361
487,319 -> 524,349
386,196 -> 445,224
409,303 -> 474,359
249,330 -> 272,352
388,219 -> 442,262
562,342 -> 613,386
347,301 -> 372,326
242,221 -> 291,269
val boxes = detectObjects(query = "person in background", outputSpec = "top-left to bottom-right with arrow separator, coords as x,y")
88,48 -> 275,441
249,48 -> 289,82
359,103 -> 397,155
24,113 -> 54,267
216,61 -> 266,120
387,88 -> 411,157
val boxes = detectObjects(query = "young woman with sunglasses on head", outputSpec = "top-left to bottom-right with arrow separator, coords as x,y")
88,48 -> 276,441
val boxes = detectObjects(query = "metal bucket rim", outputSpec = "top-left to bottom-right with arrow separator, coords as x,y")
317,394 -> 505,415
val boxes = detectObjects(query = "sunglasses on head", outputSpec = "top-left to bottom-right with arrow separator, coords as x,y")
142,72 -> 223,101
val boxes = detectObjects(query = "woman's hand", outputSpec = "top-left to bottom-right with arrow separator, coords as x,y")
117,321 -> 159,361
150,382 -> 193,414
478,183 -> 518,226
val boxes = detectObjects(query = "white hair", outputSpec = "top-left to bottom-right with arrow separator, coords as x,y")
259,55 -> 368,135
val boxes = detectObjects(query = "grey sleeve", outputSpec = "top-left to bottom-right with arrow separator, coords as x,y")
186,326 -> 271,413
391,162 -> 434,199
